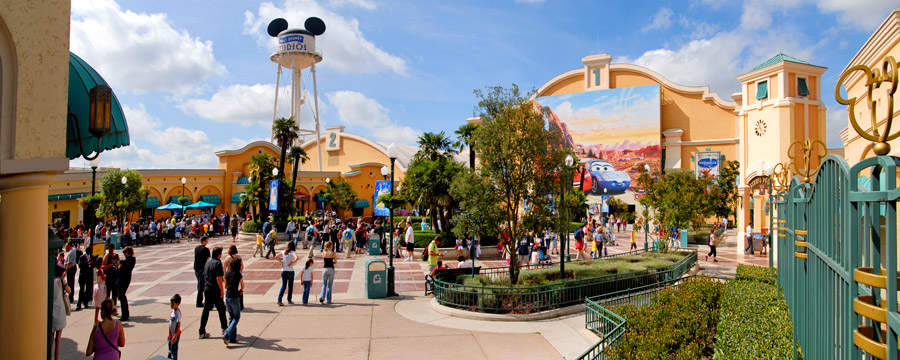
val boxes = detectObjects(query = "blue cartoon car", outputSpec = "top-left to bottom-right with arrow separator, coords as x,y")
576,160 -> 632,194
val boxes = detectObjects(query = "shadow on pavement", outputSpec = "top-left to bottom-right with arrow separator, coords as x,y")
122,315 -> 167,326
247,336 -> 300,352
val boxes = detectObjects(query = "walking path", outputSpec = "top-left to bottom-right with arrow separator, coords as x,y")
58,227 -> 768,359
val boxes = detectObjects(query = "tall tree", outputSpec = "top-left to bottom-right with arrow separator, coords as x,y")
96,169 -> 150,227
454,123 -> 479,169
473,84 -> 568,284
323,179 -> 357,219
272,117 -> 300,176
415,131 -> 458,162
248,153 -> 277,219
400,158 -> 464,233
708,160 -> 741,223
450,169 -> 503,241
289,146 -> 309,217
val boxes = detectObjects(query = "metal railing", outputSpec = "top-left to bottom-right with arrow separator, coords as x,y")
432,251 -> 696,314
473,248 -> 648,282
576,275 -> 729,360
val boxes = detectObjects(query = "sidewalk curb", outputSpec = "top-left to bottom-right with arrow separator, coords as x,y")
430,297 -> 585,321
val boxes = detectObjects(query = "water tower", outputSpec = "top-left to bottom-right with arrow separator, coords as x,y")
267,17 -> 326,170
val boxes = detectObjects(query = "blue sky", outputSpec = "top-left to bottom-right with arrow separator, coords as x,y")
68,0 -> 898,169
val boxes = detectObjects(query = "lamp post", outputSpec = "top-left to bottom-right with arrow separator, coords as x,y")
763,162 -> 776,273
120,176 -> 127,231
325,177 -> 331,215
561,155 -> 574,279
643,164 -> 651,251
381,165 -> 390,254
89,157 -> 100,241
181,177 -> 187,217
386,143 -> 399,297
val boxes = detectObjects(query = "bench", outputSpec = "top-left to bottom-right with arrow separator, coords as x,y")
425,266 -> 482,296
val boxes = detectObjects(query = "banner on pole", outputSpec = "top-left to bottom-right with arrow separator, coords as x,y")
601,195 -> 610,213
374,180 -> 391,217
269,179 -> 280,211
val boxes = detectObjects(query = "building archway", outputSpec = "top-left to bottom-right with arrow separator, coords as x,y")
196,184 -> 224,214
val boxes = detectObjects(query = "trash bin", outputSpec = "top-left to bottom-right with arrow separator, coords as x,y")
680,229 -> 688,248
365,259 -> 387,299
368,234 -> 381,255
109,232 -> 122,250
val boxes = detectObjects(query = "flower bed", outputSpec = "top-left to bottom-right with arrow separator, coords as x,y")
433,251 -> 696,314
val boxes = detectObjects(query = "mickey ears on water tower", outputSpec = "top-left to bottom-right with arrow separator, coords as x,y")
266,17 -> 326,37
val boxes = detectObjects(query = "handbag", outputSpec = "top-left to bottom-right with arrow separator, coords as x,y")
61,281 -> 71,316
98,322 -> 121,358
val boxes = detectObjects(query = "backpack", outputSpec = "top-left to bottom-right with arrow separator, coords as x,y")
421,247 -> 429,262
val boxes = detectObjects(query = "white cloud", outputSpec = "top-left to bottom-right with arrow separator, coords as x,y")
180,84 -> 291,126
328,0 -> 376,10
643,8 -> 675,32
243,0 -> 407,75
326,91 -> 419,144
826,107 -> 848,148
70,0 -> 225,94
816,0 -> 897,31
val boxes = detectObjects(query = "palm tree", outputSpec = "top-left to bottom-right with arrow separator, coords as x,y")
272,117 -> 300,178
415,131 -> 458,162
248,153 -> 277,219
239,183 -> 260,220
454,123 -> 479,169
289,146 -> 309,217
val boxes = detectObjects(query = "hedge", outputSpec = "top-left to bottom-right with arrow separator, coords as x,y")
242,220 -> 262,233
714,279 -> 795,359
735,264 -> 777,285
607,275 -> 725,359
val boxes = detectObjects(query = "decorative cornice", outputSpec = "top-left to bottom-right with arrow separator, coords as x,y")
214,141 -> 281,158
610,64 -> 735,109
841,10 -> 900,89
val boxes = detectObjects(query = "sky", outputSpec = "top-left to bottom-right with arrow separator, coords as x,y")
67,0 -> 899,169
536,85 -> 661,147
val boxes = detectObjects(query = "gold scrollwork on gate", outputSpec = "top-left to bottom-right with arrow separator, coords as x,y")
835,56 -> 899,156
772,162 -> 791,191
788,140 -> 827,183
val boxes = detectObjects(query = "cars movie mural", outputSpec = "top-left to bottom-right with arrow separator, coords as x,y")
535,84 -> 661,202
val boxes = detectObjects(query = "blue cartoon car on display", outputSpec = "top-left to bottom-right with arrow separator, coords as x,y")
574,160 -> 632,195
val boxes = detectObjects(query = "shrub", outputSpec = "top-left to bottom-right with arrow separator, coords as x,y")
735,264 -> 777,285
242,220 -> 262,233
607,276 -> 725,360
714,280 -> 794,359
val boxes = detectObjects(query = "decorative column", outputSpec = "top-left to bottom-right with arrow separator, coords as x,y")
0,172 -> 56,359
662,128 -> 684,170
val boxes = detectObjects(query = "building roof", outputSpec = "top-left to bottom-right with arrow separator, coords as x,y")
747,53 -> 823,73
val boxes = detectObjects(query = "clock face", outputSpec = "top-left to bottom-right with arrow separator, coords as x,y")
754,119 -> 766,136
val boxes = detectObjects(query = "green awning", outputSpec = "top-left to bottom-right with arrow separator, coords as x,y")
353,199 -> 370,208
756,81 -> 768,100
48,192 -> 89,201
170,196 -> 191,204
231,192 -> 245,203
798,78 -> 809,96
200,195 -> 220,205
237,176 -> 250,184
145,196 -> 160,208
66,52 -> 130,160
314,193 -> 328,202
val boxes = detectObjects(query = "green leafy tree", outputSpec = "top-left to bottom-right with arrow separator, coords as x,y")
454,123 -> 479,169
323,179 -> 357,219
606,196 -> 628,216
96,169 -> 150,227
639,169 -> 714,230
709,160 -> 740,223
240,182 -> 261,219
272,117 -> 300,176
248,153 -> 277,219
450,169 -> 503,241
415,131 -> 458,163
473,84 -> 568,283
288,146 -> 309,217
400,158 -> 464,233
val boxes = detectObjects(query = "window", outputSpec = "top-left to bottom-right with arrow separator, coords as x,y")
798,78 -> 809,96
756,80 -> 768,100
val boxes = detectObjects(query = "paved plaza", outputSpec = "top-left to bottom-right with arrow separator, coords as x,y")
57,228 -> 768,359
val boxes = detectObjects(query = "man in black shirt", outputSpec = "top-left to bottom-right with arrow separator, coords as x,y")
118,246 -> 136,321
199,246 -> 226,339
193,236 -> 210,307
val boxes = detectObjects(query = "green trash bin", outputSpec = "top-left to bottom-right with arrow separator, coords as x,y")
109,232 -> 122,250
680,229 -> 688,248
368,234 -> 381,255
365,259 -> 387,299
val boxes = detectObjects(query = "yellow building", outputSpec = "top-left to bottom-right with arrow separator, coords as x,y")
840,9 -> 900,163
49,127 -> 419,227
534,52 -> 828,252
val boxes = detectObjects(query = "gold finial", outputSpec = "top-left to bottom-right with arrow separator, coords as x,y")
772,162 -> 790,191
835,56 -> 898,155
788,139 -> 826,183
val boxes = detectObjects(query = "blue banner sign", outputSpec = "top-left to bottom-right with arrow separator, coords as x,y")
601,195 -> 610,213
373,180 -> 391,217
269,179 -> 280,211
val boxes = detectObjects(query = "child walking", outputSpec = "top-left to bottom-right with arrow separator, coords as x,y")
253,231 -> 264,258
168,294 -> 182,360
301,259 -> 315,305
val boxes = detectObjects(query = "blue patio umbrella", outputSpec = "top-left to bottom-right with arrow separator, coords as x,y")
157,202 -> 183,211
185,201 -> 217,209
